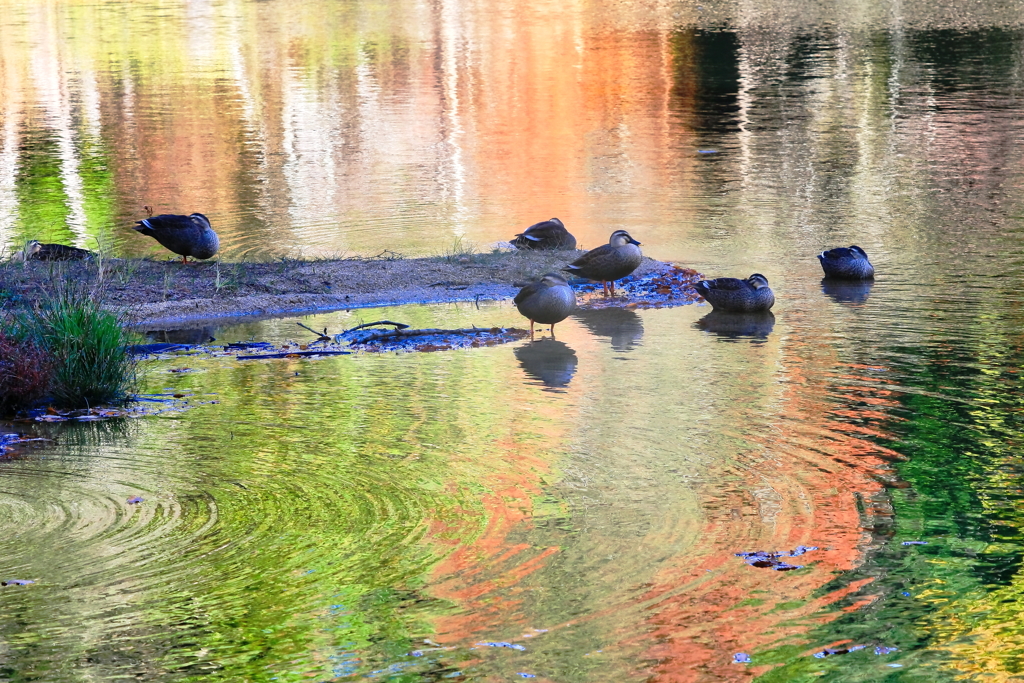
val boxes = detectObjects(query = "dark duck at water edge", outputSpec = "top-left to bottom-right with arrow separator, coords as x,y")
15,241 -> 93,261
818,245 -> 874,280
511,217 -> 577,250
564,229 -> 642,296
133,212 -> 220,263
514,272 -> 577,339
695,273 -> 775,312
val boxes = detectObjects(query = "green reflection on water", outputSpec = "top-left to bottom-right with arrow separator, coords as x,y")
12,122 -> 117,249
0,326 -> 576,681
754,336 -> 1024,681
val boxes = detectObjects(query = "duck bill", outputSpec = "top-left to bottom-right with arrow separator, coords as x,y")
629,238 -> 641,246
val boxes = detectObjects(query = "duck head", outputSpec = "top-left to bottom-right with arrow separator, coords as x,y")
609,230 -> 641,247
540,273 -> 571,287
746,273 -> 771,289
189,213 -> 211,228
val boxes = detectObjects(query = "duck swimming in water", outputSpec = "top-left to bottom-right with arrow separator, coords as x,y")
817,245 -> 874,280
511,218 -> 577,250
133,212 -> 219,263
514,273 -> 577,339
564,230 -> 642,296
694,273 -> 775,312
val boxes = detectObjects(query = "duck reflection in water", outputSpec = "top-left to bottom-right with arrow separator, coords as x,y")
696,310 -> 775,342
515,339 -> 578,391
821,278 -> 874,306
572,307 -> 644,351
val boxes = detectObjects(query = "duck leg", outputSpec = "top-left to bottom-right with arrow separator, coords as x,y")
609,280 -> 616,296
529,319 -> 536,340
550,322 -> 557,339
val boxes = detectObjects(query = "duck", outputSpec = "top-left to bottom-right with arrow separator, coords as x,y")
511,218 -> 577,250
132,212 -> 219,263
564,229 -> 642,296
14,241 -> 93,262
818,245 -> 874,280
694,273 -> 775,312
514,273 -> 577,339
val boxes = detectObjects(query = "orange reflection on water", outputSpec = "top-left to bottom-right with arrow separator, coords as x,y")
632,346 -> 900,680
423,381 -> 584,643
0,0 -> 702,258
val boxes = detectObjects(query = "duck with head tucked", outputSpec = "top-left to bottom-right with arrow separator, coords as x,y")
514,273 -> 577,339
818,245 -> 874,280
695,273 -> 775,312
564,229 -> 642,296
133,209 -> 219,263
14,241 -> 93,262
511,218 -> 577,250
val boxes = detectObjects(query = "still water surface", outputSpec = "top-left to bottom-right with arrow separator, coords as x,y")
4,0 -> 1024,680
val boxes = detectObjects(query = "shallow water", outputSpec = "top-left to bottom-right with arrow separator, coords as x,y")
5,0 -> 1024,681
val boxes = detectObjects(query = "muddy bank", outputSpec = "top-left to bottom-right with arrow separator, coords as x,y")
0,249 -> 698,326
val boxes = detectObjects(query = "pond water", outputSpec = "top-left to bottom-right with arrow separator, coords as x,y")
4,0 -> 1024,680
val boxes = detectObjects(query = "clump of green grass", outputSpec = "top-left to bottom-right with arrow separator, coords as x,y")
8,282 -> 137,409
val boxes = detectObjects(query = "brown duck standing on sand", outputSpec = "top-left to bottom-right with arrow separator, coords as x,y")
133,209 -> 219,263
510,218 -> 577,250
565,229 -> 642,296
514,273 -> 577,340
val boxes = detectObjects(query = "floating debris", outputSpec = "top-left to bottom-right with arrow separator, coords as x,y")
901,541 -> 928,546
1,579 -> 34,586
574,266 -> 704,310
736,545 -> 818,571
225,341 -> 274,351
226,321 -> 529,359
517,674 -> 537,678
126,343 -> 195,355
0,433 -> 52,455
341,323 -> 528,353
23,396 -> 199,423
476,642 -> 526,651
236,350 -> 352,360
733,653 -> 752,664
127,496 -> 144,505
813,645 -> 866,658
875,646 -> 899,655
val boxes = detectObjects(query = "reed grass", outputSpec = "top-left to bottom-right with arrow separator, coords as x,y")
9,281 -> 137,409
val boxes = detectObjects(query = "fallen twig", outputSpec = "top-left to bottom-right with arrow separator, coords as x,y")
237,350 -> 352,360
347,327 -> 517,344
296,322 -> 330,341
336,320 -> 410,338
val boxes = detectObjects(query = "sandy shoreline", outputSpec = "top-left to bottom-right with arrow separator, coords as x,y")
0,249 -> 684,328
